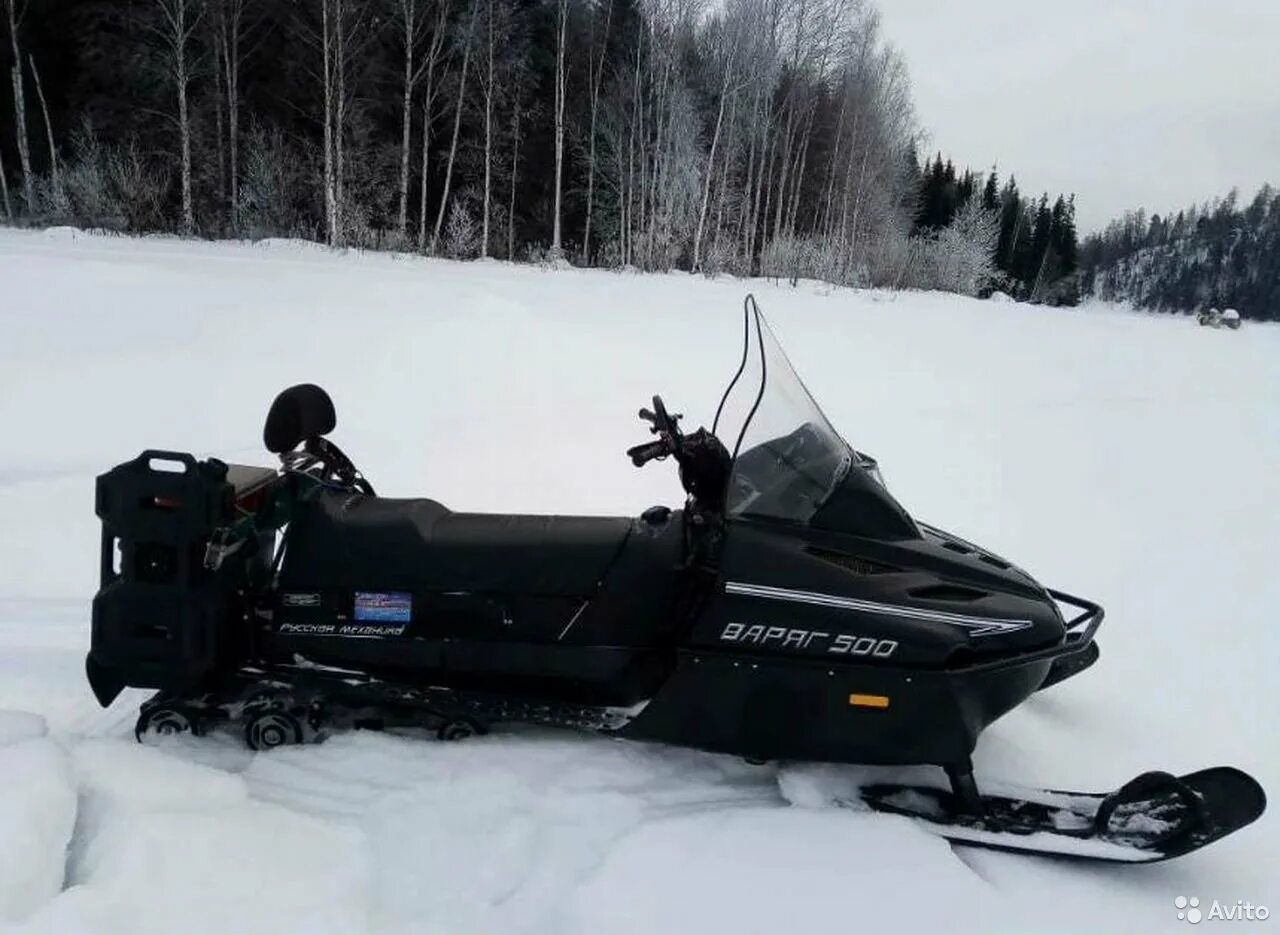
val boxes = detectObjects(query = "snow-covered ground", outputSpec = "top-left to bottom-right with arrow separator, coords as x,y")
0,227 -> 1276,935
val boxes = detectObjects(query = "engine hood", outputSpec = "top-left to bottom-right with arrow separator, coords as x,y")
708,515 -> 1067,670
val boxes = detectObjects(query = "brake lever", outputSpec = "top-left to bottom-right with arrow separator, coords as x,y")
640,405 -> 683,432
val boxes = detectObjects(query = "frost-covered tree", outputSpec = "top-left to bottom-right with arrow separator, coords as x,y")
926,198 -> 1000,296
443,188 -> 480,257
237,124 -> 313,238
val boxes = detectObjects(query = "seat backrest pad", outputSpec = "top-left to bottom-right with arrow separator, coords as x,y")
264,384 -> 337,454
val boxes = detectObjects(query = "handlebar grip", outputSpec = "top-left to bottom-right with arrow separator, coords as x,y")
627,440 -> 669,467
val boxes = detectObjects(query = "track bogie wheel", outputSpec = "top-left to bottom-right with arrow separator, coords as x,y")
244,709 -> 305,751
135,704 -> 205,742
437,719 -> 483,742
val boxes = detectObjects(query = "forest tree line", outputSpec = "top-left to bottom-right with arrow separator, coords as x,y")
1080,185 -> 1280,321
4,0 -> 1077,300
913,154 -> 1080,304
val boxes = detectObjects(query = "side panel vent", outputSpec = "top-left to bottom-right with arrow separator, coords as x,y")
806,547 -> 900,576
909,584 -> 989,603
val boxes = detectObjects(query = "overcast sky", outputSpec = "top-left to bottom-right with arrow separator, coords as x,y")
877,0 -> 1280,233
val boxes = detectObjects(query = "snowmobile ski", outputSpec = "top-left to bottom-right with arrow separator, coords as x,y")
849,767 -> 1266,862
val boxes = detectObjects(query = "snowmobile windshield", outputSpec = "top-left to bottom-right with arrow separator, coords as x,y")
712,297 -> 852,524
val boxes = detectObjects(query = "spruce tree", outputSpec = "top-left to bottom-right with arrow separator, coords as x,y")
996,176 -> 1022,278
982,169 -> 999,213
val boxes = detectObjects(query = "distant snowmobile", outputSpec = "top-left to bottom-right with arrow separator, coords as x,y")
1199,307 -> 1242,329
87,296 -> 1265,863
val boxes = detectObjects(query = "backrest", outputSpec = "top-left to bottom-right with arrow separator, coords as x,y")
264,384 -> 337,454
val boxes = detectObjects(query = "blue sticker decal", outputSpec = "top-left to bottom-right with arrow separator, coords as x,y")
354,592 -> 412,623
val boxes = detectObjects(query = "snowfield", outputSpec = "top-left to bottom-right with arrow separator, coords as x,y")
0,227 -> 1276,935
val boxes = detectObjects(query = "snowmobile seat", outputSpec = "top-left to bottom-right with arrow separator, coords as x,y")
281,489 -> 633,597
226,464 -> 278,498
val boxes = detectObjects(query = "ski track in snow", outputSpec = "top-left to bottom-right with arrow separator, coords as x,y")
0,228 -> 1277,935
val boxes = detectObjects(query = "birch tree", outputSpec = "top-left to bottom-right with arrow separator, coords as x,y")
303,0 -> 375,246
580,0 -> 611,262
494,3 -> 530,257
506,99 -> 521,258
320,0 -> 337,242
549,0 -> 567,257
430,2 -> 477,252
390,0 -> 427,240
692,16 -> 743,270
214,0 -> 256,229
211,22 -> 227,211
480,0 -> 495,255
4,0 -> 32,210
415,0 -> 452,250
151,0 -> 203,234
334,0 -> 347,229
28,54 -> 58,203
0,148 -> 10,218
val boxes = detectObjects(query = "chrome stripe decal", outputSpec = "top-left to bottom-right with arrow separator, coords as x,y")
556,600 -> 590,641
723,581 -> 1033,637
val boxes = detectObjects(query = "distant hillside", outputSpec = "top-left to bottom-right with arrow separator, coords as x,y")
1080,185 -> 1279,321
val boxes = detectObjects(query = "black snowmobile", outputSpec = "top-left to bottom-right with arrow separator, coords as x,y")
87,296 -> 1264,862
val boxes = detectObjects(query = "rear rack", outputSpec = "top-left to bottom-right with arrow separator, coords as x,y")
88,451 -> 277,706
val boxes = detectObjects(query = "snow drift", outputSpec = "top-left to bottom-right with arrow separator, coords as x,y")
0,713 -> 75,923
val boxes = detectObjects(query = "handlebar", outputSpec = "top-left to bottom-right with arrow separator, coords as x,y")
627,439 -> 671,467
627,393 -> 733,511
630,395 -> 682,468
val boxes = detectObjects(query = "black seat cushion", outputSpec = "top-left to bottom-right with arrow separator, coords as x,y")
281,490 -> 633,596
